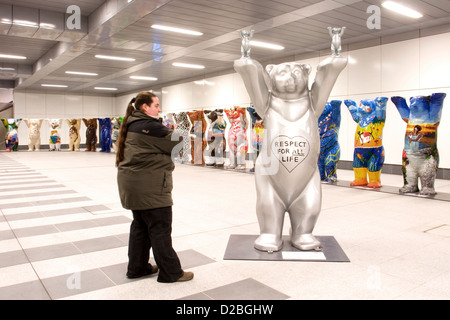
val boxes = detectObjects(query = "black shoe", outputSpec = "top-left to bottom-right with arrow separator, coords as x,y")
127,264 -> 159,279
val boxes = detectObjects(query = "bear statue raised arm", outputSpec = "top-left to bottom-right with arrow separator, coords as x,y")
234,28 -> 348,252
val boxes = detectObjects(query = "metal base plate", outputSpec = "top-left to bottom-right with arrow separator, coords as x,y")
223,235 -> 350,262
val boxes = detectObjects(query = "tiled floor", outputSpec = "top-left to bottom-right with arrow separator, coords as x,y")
0,150 -> 450,300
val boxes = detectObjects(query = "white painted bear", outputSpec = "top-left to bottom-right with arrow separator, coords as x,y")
234,37 -> 347,251
24,119 -> 43,151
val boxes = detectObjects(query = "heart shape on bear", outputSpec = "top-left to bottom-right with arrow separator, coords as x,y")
271,135 -> 310,173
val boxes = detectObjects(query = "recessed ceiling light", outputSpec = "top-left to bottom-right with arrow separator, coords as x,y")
66,71 -> 98,76
151,24 -> 203,36
382,1 -> 423,19
0,54 -> 27,60
95,55 -> 136,62
172,62 -> 205,69
41,84 -> 68,88
95,87 -> 118,91
130,76 -> 158,81
250,40 -> 285,50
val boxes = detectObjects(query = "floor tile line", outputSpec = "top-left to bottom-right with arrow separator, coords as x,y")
0,180 -> 58,187
0,207 -> 54,300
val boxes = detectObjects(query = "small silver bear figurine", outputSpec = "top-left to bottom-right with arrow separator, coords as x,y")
239,29 -> 254,58
328,26 -> 346,57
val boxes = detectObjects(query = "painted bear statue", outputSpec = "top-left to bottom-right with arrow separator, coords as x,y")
111,117 -> 123,153
98,118 -> 112,153
344,97 -> 388,188
48,119 -> 62,151
391,93 -> 446,195
318,100 -> 342,182
2,118 -> 22,152
83,118 -> 98,152
247,106 -> 264,173
234,29 -> 347,252
66,119 -> 81,151
162,113 -> 176,130
224,106 -> 248,170
204,109 -> 227,167
24,119 -> 43,151
173,112 -> 191,163
187,110 -> 207,165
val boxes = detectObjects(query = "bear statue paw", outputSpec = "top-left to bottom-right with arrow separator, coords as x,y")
367,181 -> 382,188
254,234 -> 283,252
291,234 -> 321,251
350,179 -> 368,186
419,187 -> 436,196
399,185 -> 419,193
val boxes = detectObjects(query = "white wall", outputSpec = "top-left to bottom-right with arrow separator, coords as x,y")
159,31 -> 450,169
0,88 -> 13,103
13,92 -> 114,148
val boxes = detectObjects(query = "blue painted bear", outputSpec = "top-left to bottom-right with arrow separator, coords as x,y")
98,118 -> 112,153
318,100 -> 341,182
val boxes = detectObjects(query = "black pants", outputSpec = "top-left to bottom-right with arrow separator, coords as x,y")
128,206 -> 183,283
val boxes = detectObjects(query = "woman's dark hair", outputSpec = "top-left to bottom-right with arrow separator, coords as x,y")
115,91 -> 157,167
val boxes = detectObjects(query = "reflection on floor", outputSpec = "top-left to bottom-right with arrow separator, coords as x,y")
1,151 -> 450,300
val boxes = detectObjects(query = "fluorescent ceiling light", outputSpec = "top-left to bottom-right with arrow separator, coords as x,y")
40,23 -> 56,29
95,87 -> 118,91
0,54 -> 27,60
151,24 -> 203,36
0,67 -> 15,71
382,1 -> 423,18
130,76 -> 158,81
194,80 -> 215,86
250,40 -> 284,50
172,62 -> 205,69
66,71 -> 98,76
41,84 -> 68,88
95,55 -> 136,62
13,20 -> 38,28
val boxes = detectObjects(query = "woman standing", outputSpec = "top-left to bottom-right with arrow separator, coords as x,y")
116,91 -> 193,283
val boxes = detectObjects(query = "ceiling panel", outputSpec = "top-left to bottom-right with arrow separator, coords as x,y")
0,0 -> 448,95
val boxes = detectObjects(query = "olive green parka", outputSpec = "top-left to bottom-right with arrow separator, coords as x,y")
117,110 -> 182,210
